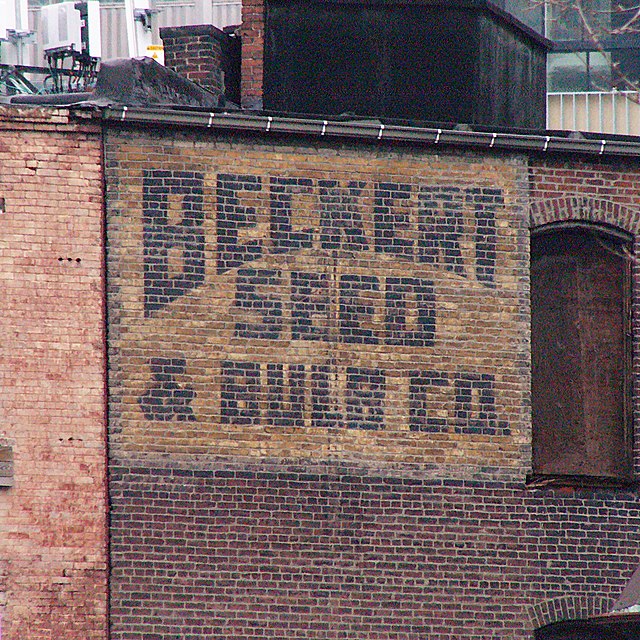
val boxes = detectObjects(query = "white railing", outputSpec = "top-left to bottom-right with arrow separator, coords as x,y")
547,91 -> 640,136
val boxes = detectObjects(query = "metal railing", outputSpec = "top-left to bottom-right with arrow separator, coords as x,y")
547,91 -> 640,135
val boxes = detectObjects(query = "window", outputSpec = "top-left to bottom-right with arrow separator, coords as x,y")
531,223 -> 633,481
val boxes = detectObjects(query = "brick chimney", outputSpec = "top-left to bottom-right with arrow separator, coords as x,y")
240,0 -> 265,109
160,24 -> 241,106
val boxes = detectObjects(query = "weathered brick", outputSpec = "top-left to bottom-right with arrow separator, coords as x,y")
0,107 -> 107,639
104,123 -> 640,639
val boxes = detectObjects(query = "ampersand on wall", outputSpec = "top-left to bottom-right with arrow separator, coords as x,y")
139,357 -> 196,422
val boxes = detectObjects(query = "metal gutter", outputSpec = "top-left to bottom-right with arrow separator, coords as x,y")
100,106 -> 640,159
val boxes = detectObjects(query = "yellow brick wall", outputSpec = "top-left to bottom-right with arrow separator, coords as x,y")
107,130 -> 531,474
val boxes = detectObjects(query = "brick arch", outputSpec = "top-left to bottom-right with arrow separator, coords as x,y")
530,194 -> 640,480
527,204 -> 640,619
528,595 -> 615,633
530,197 -> 640,235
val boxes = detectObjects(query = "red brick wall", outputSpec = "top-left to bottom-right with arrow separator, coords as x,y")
109,466 -> 638,640
241,0 -> 264,108
0,107 -> 107,639
530,158 -> 640,476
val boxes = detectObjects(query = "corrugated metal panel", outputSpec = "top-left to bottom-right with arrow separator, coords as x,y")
26,8 -> 43,66
159,4 -> 199,28
100,5 -> 129,61
209,1 -> 241,28
28,1 -> 241,64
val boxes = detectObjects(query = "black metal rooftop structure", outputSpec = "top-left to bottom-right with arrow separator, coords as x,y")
262,0 -> 550,128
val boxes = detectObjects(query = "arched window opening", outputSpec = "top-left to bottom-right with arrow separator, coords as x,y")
531,223 -> 633,481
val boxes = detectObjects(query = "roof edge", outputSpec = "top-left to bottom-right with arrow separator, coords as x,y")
97,106 -> 640,159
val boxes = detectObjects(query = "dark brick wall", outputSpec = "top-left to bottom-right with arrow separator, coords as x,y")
109,462 -> 640,639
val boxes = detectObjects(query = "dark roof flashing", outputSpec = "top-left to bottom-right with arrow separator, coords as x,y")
10,57 -> 221,109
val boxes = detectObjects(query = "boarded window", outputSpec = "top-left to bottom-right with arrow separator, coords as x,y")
531,224 -> 633,480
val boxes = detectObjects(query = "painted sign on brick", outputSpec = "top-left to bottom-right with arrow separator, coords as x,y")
109,139 -> 527,465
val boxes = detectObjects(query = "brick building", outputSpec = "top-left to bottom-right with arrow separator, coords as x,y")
3,3 -> 640,639
100,103 -> 640,640
0,107 -> 107,638
104,7 -> 640,638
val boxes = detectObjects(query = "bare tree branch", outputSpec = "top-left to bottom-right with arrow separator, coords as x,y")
534,0 -> 640,97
